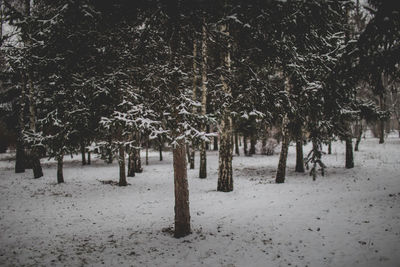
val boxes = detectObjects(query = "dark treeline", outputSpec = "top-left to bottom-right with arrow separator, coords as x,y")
0,0 -> 399,237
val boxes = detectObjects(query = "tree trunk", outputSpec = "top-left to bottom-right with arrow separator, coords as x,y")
199,21 -> 208,179
118,145 -> 127,186
379,94 -> 385,144
354,121 -> 363,152
345,137 -> 354,168
158,136 -> 163,161
87,150 -> 91,165
249,133 -> 256,155
213,135 -> 218,151
276,77 -> 291,184
173,138 -> 191,238
80,139 -> 86,165
295,132 -> 305,173
234,132 -> 240,156
218,114 -> 233,192
145,137 -> 149,166
106,136 -> 113,164
328,142 -> 332,155
189,142 -> 195,169
57,153 -> 64,184
243,134 -> 248,156
127,152 -> 135,177
276,132 -> 289,183
15,72 -> 26,173
15,136 -> 25,173
217,22 -> 233,192
135,148 -> 142,173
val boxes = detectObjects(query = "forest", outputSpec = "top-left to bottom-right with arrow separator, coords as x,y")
0,0 -> 399,266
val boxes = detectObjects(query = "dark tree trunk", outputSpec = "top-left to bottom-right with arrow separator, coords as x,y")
276,133 -> 289,183
243,134 -> 248,156
15,137 -> 25,173
57,153 -> 64,184
145,137 -> 149,166
158,136 -> 163,161
205,125 -> 210,150
213,135 -> 218,151
31,149 -> 43,178
218,115 -> 233,192
80,139 -> 86,165
135,148 -> 142,173
328,142 -> 332,154
199,141 -> 207,178
106,136 -> 113,164
234,132 -> 240,156
186,143 -> 191,165
354,122 -> 363,152
127,152 -> 135,177
118,145 -> 127,186
249,134 -> 256,155
173,138 -> 191,238
87,150 -> 91,165
379,95 -> 385,144
295,134 -> 305,173
345,137 -> 354,169
189,142 -> 195,169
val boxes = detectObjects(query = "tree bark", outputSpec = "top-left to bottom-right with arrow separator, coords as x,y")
189,142 -> 195,169
118,145 -> 127,186
145,137 -> 149,166
173,138 -> 191,238
295,131 -> 305,173
345,137 -> 354,168
15,73 -> 26,173
328,142 -> 332,155
199,21 -> 208,179
217,22 -> 233,192
276,77 -> 291,184
57,153 -> 64,184
80,139 -> 86,165
249,133 -> 256,155
234,132 -> 240,156
213,135 -> 218,151
243,134 -> 248,156
158,136 -> 163,161
379,94 -> 385,144
135,148 -> 142,173
354,121 -> 363,151
87,150 -> 91,165
127,152 -> 135,177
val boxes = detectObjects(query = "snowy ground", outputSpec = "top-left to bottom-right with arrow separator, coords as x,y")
0,136 -> 399,267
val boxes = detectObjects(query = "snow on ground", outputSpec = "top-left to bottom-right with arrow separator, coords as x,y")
0,136 -> 399,267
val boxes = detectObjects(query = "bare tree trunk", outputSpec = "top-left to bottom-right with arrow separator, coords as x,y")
15,73 -> 26,173
173,138 -> 191,238
199,21 -> 208,179
276,77 -> 291,184
328,142 -> 332,154
295,130 -> 304,173
145,136 -> 149,166
57,153 -> 64,184
158,136 -> 163,161
354,121 -> 363,151
234,132 -> 240,156
379,94 -> 385,144
80,139 -> 86,165
127,152 -> 135,177
345,137 -> 354,168
119,145 -> 127,186
213,134 -> 218,151
249,133 -> 256,155
243,134 -> 248,156
135,148 -> 143,173
87,150 -> 91,165
217,23 -> 233,192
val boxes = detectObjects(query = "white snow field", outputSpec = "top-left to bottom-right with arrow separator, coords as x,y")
0,136 -> 399,267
